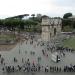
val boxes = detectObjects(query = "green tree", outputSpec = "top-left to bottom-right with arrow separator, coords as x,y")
31,14 -> 35,20
63,13 -> 72,19
62,13 -> 73,30
0,19 -> 4,27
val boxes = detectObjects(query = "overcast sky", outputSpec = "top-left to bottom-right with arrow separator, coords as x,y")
0,0 -> 75,19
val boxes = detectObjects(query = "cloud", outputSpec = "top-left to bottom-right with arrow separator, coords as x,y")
0,0 -> 75,18
51,0 -> 75,7
46,0 -> 75,17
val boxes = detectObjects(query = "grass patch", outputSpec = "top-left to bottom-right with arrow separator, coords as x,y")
62,26 -> 73,32
63,37 -> 75,49
0,34 -> 16,40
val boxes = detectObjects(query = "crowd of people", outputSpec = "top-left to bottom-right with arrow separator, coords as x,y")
2,62 -> 75,73
0,32 -> 75,74
56,46 -> 75,53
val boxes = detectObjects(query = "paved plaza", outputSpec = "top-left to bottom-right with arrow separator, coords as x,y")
0,34 -> 75,75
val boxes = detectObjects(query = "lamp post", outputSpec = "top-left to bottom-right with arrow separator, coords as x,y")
19,24 -> 21,54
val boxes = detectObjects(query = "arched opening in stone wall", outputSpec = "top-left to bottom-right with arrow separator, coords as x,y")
50,33 -> 52,38
54,28 -> 56,36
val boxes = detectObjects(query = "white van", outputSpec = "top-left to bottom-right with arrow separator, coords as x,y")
51,52 -> 60,63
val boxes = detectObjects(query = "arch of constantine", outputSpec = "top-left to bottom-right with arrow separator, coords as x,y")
41,15 -> 62,41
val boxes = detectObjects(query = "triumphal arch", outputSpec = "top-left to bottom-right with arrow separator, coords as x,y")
41,15 -> 62,41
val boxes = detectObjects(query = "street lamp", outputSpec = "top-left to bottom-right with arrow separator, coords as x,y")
18,24 -> 21,54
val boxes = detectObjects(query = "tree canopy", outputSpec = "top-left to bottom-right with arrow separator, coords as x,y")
0,14 -> 42,32
62,13 -> 73,31
63,13 -> 72,19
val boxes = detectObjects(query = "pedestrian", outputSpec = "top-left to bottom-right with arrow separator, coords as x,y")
59,67 -> 61,72
57,66 -> 58,72
2,67 -> 5,72
0,54 -> 1,58
22,58 -> 24,63
1,57 -> 4,64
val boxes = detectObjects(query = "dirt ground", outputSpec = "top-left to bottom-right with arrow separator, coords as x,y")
0,44 -> 17,51
0,39 -> 25,51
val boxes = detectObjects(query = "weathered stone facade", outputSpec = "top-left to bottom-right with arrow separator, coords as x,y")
41,15 -> 62,41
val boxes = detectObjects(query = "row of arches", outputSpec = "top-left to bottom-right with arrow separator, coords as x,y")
50,28 -> 56,38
